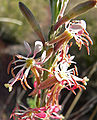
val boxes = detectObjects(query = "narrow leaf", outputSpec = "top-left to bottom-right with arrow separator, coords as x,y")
49,0 -> 69,24
58,0 -> 69,18
19,2 -> 45,44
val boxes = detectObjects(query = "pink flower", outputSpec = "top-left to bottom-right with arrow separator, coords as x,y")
10,105 -> 47,120
10,104 -> 63,120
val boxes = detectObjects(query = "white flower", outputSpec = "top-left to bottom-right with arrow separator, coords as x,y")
66,20 -> 93,54
4,41 -> 46,92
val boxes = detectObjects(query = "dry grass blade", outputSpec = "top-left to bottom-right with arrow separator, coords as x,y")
69,96 -> 97,120
0,17 -> 22,25
64,91 -> 82,120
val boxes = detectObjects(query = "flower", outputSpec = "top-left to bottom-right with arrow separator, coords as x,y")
48,20 -> 93,55
39,46 -> 89,105
4,41 -> 49,92
10,105 -> 47,120
54,56 -> 88,94
10,104 -> 63,120
66,20 -> 93,55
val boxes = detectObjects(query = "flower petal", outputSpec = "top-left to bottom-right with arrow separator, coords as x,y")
24,41 -> 32,57
33,41 -> 43,57
34,112 -> 46,118
41,50 -> 46,62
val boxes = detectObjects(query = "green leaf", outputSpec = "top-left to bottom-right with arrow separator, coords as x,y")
49,0 -> 57,24
27,96 -> 37,108
19,2 -> 45,44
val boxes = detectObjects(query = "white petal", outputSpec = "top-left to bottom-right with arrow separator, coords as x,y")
13,64 -> 25,71
72,75 -> 83,81
68,20 -> 86,33
24,66 -> 31,78
41,50 -> 46,62
8,78 -> 14,83
24,41 -> 32,56
16,66 -> 25,78
16,55 -> 27,60
13,59 -> 25,64
61,62 -> 69,71
55,72 -> 62,81
70,56 -> 75,60
34,41 -> 43,57
80,20 -> 86,29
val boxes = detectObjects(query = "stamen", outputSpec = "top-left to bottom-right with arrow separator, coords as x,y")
31,68 -> 40,85
13,59 -> 25,64
7,56 -> 15,74
13,64 -> 25,71
83,34 -> 93,45
11,68 -> 16,78
24,75 -> 32,89
73,69 -> 75,75
79,84 -> 86,90
71,89 -> 76,95
20,79 -> 27,90
16,55 -> 27,60
71,75 -> 78,87
74,65 -> 78,76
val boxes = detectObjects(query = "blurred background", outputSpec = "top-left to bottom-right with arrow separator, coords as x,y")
0,0 -> 97,120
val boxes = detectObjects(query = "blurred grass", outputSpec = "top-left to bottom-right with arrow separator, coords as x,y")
0,0 -> 49,44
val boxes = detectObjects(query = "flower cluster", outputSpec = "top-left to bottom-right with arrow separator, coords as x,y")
4,0 -> 97,120
10,104 -> 63,120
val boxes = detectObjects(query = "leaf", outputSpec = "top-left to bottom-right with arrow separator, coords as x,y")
59,0 -> 69,17
49,0 -> 57,24
27,97 -> 37,108
49,0 -> 70,24
19,2 -> 45,44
